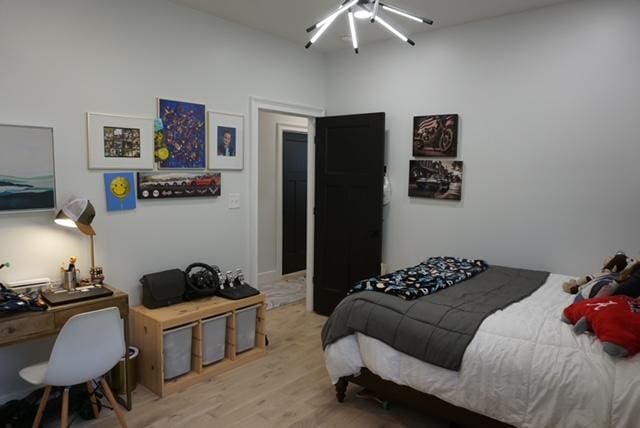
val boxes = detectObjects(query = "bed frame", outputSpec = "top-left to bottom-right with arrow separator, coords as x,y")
336,368 -> 513,428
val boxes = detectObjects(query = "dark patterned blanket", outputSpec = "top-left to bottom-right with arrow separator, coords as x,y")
349,256 -> 489,300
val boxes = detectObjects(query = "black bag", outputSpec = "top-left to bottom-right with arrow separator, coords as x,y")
141,269 -> 186,309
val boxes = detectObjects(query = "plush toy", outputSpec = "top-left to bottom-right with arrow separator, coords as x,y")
614,260 -> 640,298
562,251 -> 634,294
573,274 -> 619,303
562,295 -> 640,358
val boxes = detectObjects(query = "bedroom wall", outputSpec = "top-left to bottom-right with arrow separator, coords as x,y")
0,0 -> 325,402
325,0 -> 640,276
258,111 -> 308,280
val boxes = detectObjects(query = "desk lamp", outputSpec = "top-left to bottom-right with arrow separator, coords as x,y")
54,198 -> 97,270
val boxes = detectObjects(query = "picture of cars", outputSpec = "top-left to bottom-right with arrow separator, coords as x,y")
137,172 -> 221,199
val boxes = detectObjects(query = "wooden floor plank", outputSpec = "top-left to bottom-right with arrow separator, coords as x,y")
71,302 -> 445,428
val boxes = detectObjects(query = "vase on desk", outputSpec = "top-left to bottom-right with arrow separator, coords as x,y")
62,270 -> 79,291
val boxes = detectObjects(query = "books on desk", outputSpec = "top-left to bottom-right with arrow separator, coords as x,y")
42,285 -> 113,306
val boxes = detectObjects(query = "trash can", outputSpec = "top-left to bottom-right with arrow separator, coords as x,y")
163,322 -> 196,380
236,304 -> 260,353
202,313 -> 230,365
106,346 -> 139,396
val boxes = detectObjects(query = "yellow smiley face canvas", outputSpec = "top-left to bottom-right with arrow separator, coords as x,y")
110,176 -> 131,199
104,172 -> 136,211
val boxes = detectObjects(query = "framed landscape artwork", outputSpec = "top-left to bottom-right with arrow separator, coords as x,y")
208,111 -> 244,170
408,160 -> 463,200
413,114 -> 459,157
157,98 -> 206,169
0,124 -> 56,213
137,172 -> 221,200
87,113 -> 154,170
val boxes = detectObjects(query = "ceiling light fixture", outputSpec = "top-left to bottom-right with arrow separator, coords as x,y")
348,9 -> 359,53
305,0 -> 432,53
353,9 -> 371,20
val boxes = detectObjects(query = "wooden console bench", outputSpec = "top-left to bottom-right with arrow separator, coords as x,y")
130,293 -> 266,397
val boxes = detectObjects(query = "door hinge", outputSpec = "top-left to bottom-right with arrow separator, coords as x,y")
313,206 -> 317,215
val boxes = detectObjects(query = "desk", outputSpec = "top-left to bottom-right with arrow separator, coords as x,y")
0,285 -> 132,410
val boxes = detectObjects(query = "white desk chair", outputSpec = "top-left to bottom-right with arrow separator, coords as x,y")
19,307 -> 128,428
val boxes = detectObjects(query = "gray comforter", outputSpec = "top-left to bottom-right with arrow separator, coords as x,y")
321,265 -> 549,371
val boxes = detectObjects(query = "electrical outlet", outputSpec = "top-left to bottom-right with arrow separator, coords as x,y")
228,193 -> 240,209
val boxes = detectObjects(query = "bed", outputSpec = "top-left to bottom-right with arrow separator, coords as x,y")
324,272 -> 640,428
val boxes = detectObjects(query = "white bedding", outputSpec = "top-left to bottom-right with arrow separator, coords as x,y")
324,274 -> 640,428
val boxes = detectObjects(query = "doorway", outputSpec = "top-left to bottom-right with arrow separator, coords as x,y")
282,130 -> 308,275
256,110 -> 312,310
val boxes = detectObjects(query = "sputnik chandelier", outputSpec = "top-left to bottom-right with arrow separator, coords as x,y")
305,0 -> 433,53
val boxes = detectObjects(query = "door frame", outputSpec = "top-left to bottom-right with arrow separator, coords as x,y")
276,123 -> 309,280
249,97 -> 325,311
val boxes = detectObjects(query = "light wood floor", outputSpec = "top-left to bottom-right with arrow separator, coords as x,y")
72,302 -> 446,428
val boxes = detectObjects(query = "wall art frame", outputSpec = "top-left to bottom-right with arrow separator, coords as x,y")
87,112 -> 154,170
0,123 -> 56,214
208,111 -> 244,170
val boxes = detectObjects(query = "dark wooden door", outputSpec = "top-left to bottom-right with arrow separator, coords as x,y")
313,113 -> 385,316
282,131 -> 308,275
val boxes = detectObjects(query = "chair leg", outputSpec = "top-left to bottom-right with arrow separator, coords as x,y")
60,387 -> 69,428
32,385 -> 51,428
86,381 -> 100,419
100,377 -> 128,428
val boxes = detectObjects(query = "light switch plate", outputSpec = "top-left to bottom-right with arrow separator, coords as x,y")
228,193 -> 240,209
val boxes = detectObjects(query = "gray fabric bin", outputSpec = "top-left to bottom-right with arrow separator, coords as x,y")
236,304 -> 260,353
202,313 -> 230,365
163,322 -> 196,380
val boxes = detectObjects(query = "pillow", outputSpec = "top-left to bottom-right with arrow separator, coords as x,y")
614,269 -> 640,298
574,274 -> 618,303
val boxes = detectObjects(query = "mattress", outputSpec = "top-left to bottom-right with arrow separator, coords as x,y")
324,274 -> 640,428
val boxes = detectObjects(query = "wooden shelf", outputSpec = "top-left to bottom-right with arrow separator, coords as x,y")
131,293 -> 267,397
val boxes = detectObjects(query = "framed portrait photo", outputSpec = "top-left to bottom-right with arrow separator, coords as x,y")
208,111 -> 244,170
87,113 -> 154,170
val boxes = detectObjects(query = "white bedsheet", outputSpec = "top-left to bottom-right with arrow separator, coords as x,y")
324,274 -> 640,428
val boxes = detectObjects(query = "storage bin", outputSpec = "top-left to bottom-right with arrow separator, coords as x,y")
202,312 -> 230,365
163,322 -> 196,380
236,304 -> 260,353
106,346 -> 139,395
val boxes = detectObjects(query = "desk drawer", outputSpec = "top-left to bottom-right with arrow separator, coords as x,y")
53,300 -> 127,329
0,313 -> 55,342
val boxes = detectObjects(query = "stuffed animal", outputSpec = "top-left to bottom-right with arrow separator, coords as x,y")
562,251 -> 634,294
562,295 -> 640,358
613,260 -> 640,298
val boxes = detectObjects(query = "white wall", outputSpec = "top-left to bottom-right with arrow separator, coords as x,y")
257,111 -> 308,279
325,0 -> 640,276
0,0 -> 325,401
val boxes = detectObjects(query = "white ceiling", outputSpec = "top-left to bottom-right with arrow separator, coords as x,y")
173,0 -> 570,52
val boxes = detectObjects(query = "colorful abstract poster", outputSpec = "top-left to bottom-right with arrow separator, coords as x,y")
0,125 -> 55,213
157,99 -> 206,169
104,172 -> 136,211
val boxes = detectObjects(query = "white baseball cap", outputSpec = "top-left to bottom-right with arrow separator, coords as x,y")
55,198 -> 96,236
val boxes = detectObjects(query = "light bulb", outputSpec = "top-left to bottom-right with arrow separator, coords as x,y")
354,9 -> 371,20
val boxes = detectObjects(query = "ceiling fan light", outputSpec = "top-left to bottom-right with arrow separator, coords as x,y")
308,0 -> 358,45
348,10 -> 359,53
354,9 -> 371,20
374,15 -> 415,45
381,5 -> 421,23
